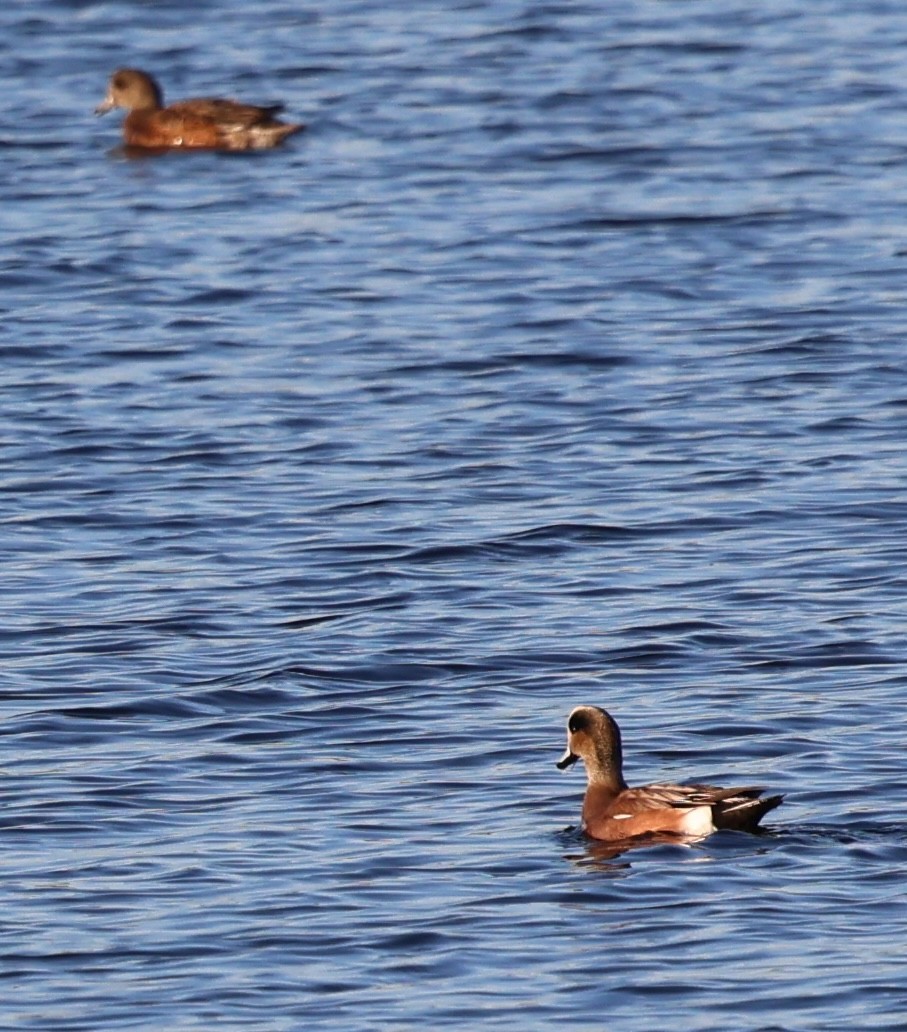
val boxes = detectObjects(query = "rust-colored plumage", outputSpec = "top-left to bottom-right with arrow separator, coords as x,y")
96,68 -> 304,150
557,705 -> 783,842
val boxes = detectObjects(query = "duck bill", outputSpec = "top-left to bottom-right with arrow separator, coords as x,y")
95,94 -> 115,116
556,748 -> 578,770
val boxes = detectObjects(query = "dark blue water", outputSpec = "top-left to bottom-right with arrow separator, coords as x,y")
4,1 -> 907,1028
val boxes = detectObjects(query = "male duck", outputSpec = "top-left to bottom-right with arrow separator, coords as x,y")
96,68 -> 304,150
557,705 -> 783,842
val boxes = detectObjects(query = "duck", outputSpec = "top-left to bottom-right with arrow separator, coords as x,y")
557,704 -> 783,842
95,68 -> 304,150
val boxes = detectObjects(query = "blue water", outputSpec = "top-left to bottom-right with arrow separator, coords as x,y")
4,1 -> 907,1028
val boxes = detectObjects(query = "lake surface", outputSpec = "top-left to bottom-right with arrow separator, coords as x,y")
4,1 -> 907,1028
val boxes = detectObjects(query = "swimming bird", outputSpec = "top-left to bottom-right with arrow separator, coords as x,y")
557,704 -> 783,842
95,68 -> 304,150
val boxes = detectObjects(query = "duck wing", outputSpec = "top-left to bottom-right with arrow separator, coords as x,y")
170,97 -> 286,128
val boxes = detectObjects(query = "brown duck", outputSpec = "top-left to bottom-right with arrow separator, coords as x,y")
557,705 -> 783,842
96,68 -> 304,150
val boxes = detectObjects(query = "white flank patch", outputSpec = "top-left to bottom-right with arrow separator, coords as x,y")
679,806 -> 715,837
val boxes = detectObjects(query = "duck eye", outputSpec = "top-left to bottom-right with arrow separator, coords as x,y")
568,713 -> 587,734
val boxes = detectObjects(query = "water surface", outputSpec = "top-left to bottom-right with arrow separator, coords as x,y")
3,1 -> 907,1029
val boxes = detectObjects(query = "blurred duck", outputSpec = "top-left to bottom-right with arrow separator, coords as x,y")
96,68 -> 304,150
